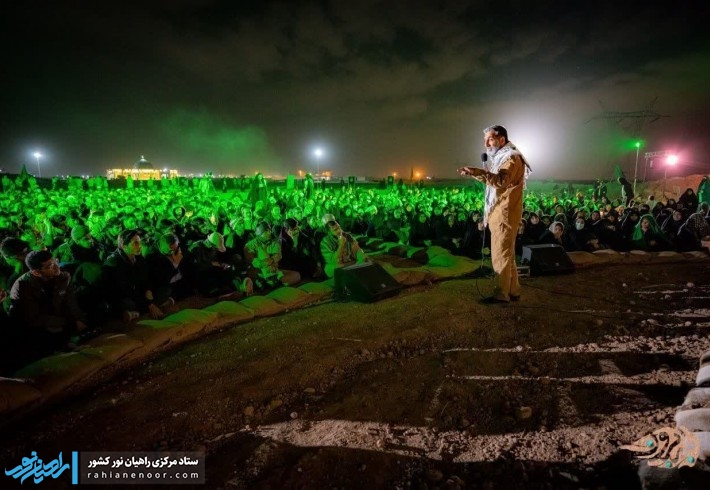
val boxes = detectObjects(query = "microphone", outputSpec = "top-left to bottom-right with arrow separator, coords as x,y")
481,152 -> 489,171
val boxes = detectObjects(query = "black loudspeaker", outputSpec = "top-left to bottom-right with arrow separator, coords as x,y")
521,244 -> 575,276
334,262 -> 402,302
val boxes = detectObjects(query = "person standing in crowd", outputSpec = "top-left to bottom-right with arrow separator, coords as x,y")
459,125 -> 530,303
698,175 -> 710,207
618,176 -> 634,206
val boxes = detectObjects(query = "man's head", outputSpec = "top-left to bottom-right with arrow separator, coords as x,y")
118,229 -> 142,256
26,250 -> 60,280
322,213 -> 341,236
71,225 -> 94,249
158,233 -> 180,256
283,218 -> 299,238
229,218 -> 245,235
483,125 -> 508,159
206,232 -> 227,252
254,221 -> 272,242
0,237 -> 30,263
105,218 -> 123,237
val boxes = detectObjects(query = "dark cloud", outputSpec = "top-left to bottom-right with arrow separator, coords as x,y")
1,0 -> 708,179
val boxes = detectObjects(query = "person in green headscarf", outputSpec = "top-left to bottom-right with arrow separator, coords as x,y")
630,214 -> 673,251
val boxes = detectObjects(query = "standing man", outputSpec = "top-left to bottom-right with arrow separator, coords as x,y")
459,125 -> 530,303
618,176 -> 635,206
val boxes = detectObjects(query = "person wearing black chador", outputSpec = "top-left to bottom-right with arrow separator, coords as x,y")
678,188 -> 699,213
618,176 -> 634,206
524,212 -> 545,244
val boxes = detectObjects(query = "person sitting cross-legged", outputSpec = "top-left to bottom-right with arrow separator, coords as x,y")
278,218 -> 322,280
0,237 -> 31,293
319,213 -> 367,278
54,224 -> 108,324
145,232 -> 195,304
630,214 -> 674,252
244,221 -> 300,291
7,250 -> 88,369
102,229 -> 166,322
676,212 -> 710,252
188,231 -> 253,297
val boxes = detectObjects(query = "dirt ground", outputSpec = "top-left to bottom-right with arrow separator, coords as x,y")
2,259 -> 710,489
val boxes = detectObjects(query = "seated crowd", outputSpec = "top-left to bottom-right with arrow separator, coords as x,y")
1,172 -> 709,374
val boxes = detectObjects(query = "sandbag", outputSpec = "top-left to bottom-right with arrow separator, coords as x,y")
124,319 -> 197,354
298,281 -> 334,301
0,378 -> 42,415
79,333 -> 144,363
203,301 -> 255,332
266,287 -> 313,309
239,296 -> 287,317
14,352 -> 105,401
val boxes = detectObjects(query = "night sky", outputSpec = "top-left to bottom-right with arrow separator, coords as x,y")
2,0 -> 709,180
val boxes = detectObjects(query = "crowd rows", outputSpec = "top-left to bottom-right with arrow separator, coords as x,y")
1,172 -> 709,373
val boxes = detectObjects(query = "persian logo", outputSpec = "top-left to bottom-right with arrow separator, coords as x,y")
620,426 -> 700,469
5,451 -> 72,484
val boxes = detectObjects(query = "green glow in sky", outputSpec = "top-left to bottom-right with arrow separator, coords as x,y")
162,110 -> 282,171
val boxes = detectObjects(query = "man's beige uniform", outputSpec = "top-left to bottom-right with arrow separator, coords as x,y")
472,144 -> 527,300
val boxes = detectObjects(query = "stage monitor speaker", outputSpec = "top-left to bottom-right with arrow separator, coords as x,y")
334,262 -> 402,303
521,244 -> 575,276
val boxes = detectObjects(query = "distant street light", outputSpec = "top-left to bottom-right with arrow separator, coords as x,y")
313,148 -> 323,176
633,141 -> 641,195
33,151 -> 42,178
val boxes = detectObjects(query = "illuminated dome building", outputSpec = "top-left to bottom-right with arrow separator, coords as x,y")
107,155 -> 178,180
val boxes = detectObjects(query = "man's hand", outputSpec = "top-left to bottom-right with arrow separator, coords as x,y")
148,303 -> 165,319
459,167 -> 484,177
